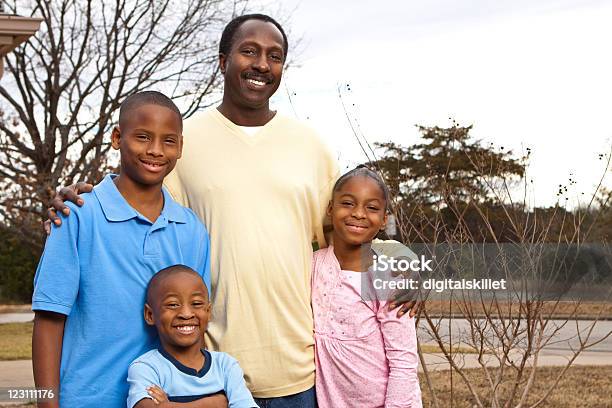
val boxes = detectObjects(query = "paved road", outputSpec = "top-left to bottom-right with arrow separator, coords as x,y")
419,317 -> 612,352
0,314 -> 33,324
2,313 -> 612,389
6,313 -> 611,351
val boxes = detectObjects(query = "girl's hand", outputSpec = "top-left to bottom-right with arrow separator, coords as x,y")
147,385 -> 169,405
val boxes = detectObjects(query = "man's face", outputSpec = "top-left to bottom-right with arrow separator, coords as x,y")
111,104 -> 182,187
219,19 -> 285,110
145,271 -> 211,353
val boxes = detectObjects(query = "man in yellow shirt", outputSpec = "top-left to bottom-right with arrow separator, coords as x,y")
162,14 -> 337,404
48,14 -> 419,407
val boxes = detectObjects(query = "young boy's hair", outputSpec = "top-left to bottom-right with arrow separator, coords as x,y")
146,264 -> 208,305
118,91 -> 183,130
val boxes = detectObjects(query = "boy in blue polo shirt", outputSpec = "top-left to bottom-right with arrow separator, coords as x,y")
32,91 -> 212,408
127,265 -> 256,408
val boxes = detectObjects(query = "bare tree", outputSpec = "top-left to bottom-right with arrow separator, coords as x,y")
375,139 -> 612,407
336,84 -> 612,405
0,0 -> 248,249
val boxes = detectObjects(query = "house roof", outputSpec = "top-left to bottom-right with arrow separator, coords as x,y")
0,13 -> 42,77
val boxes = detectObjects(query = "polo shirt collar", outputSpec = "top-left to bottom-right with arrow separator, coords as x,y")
94,174 -> 187,224
161,187 -> 187,224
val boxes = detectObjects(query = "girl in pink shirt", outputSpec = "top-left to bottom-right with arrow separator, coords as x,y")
312,166 -> 422,408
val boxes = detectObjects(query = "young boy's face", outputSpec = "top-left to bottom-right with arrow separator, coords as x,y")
111,103 -> 182,187
144,271 -> 211,353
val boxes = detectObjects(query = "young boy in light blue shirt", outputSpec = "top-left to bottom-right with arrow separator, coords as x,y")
32,91 -> 212,408
127,265 -> 256,408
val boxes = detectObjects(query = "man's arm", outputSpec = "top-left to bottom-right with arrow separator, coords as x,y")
44,182 -> 93,232
32,311 -> 66,408
371,240 -> 425,318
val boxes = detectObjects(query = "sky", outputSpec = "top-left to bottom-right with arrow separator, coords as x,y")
257,0 -> 612,207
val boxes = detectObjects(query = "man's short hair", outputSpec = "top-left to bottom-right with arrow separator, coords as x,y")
219,14 -> 288,59
146,264 -> 206,305
118,91 -> 182,130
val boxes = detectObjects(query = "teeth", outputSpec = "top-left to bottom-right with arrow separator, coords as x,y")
247,79 -> 266,86
142,161 -> 163,167
176,326 -> 196,334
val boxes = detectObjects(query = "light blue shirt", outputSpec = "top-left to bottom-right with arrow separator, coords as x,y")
127,348 -> 257,408
32,175 -> 211,408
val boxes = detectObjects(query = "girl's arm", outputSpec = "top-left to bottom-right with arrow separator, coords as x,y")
377,304 -> 423,408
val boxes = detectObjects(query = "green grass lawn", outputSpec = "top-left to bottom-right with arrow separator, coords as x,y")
0,322 -> 32,360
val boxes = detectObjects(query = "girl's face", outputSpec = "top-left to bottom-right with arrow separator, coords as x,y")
328,176 -> 388,247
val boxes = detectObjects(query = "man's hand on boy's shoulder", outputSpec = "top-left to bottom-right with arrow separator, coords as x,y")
44,181 -> 94,234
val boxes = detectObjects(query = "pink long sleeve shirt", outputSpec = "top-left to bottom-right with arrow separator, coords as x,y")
312,246 -> 422,408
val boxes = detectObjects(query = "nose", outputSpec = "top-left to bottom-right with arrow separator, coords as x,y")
146,137 -> 164,157
178,304 -> 195,319
252,54 -> 270,72
352,205 -> 366,219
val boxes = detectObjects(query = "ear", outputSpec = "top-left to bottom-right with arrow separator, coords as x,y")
380,212 -> 389,231
144,303 -> 155,326
177,134 -> 184,160
326,200 -> 333,216
111,126 -> 121,150
219,53 -> 227,74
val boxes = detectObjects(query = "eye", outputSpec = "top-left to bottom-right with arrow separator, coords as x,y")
165,137 -> 177,144
136,134 -> 149,141
269,53 -> 283,62
192,301 -> 204,307
341,201 -> 354,207
165,302 -> 179,309
367,206 -> 380,211
241,48 -> 256,56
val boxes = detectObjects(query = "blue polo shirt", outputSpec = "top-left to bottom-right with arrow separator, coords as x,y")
32,175 -> 211,408
127,349 -> 257,408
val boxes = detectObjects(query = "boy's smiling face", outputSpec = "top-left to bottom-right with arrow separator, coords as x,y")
145,270 -> 211,354
111,103 -> 182,187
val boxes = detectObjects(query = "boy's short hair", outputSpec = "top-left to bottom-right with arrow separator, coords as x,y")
146,264 -> 207,305
119,91 -> 183,130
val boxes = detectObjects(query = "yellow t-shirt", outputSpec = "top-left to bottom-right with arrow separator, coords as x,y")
164,108 -> 339,398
